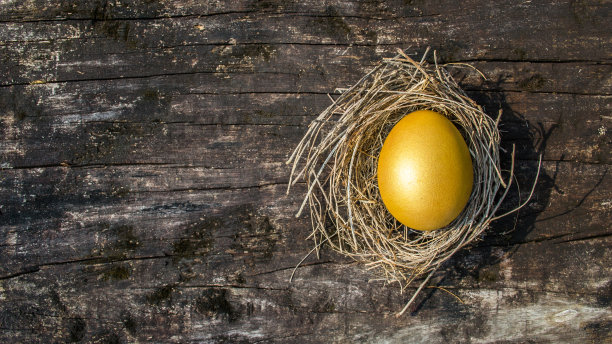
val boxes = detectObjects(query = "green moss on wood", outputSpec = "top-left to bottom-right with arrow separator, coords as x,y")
512,48 -> 527,60
122,313 -> 137,334
519,74 -> 548,91
68,317 -> 86,342
86,224 -> 141,263
194,288 -> 236,321
171,219 -> 216,263
142,89 -> 159,101
102,265 -> 131,281
146,285 -> 175,305
317,6 -> 351,36
478,266 -> 500,283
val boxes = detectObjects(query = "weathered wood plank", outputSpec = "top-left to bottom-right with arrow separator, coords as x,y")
0,237 -> 609,343
1,30 -> 611,88
0,0 -> 609,66
1,80 -> 609,168
1,158 -> 608,275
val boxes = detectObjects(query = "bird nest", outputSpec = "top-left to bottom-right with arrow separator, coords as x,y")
286,49 -> 537,315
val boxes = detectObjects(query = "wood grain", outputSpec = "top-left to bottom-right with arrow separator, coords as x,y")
1,0 -> 610,343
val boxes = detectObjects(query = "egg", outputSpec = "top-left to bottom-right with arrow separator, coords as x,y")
377,110 -> 473,231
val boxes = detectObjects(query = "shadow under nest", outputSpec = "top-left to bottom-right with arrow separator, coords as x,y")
405,70 -> 556,315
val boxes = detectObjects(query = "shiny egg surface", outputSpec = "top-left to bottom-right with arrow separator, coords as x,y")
377,110 -> 474,231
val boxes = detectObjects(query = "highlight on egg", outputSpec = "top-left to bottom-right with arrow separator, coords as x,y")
377,110 -> 474,231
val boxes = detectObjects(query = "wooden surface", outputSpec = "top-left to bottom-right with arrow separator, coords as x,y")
1,0 -> 611,343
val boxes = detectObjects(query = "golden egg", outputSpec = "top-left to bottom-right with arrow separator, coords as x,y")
377,110 -> 473,231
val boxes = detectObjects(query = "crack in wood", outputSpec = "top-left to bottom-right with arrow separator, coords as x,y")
557,232 -> 612,244
2,157 -> 607,173
247,260 -> 341,277
0,255 -> 169,281
176,284 -> 288,291
0,10 -> 258,24
0,10 -> 445,24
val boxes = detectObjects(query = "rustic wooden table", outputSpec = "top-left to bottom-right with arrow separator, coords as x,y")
1,1 -> 610,343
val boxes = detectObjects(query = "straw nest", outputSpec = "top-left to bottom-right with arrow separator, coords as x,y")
286,49 -> 537,315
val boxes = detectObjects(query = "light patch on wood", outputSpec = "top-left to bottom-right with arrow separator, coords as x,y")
36,82 -> 61,95
4,231 -> 17,246
59,111 -> 121,124
191,323 -> 266,341
481,302 -> 609,342
56,55 -> 125,67
1,112 -> 16,127
553,309 -> 578,323
225,328 -> 265,341
377,293 -> 610,343
231,291 -> 279,313
501,266 -> 513,283
0,142 -> 24,157
463,288 -> 508,309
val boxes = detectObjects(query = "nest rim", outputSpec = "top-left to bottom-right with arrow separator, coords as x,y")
287,48 -> 538,315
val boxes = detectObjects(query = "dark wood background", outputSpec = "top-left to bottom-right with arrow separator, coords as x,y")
1,1 -> 610,343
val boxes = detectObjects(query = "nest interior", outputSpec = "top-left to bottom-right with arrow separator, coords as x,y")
286,49 -> 530,313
